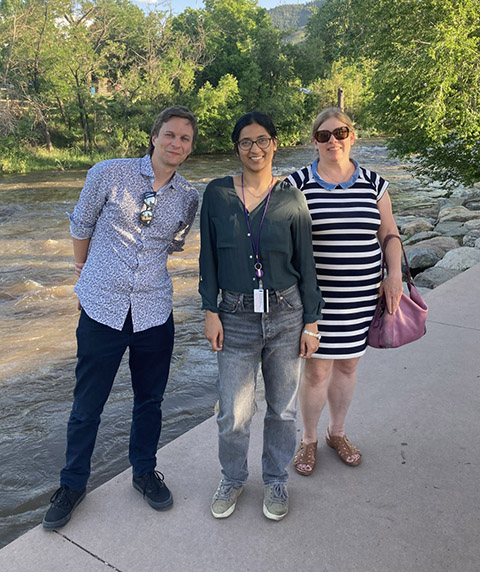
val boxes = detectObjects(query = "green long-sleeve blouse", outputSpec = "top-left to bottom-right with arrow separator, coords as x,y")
199,176 -> 323,324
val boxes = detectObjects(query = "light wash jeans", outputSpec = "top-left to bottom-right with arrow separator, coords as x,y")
216,283 -> 304,486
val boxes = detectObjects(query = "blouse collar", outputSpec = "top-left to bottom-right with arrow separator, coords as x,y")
311,158 -> 360,190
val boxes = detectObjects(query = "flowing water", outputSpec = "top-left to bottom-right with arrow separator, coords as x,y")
0,140 -> 450,548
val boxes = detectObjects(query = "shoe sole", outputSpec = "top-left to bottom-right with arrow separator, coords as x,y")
211,487 -> 243,519
42,490 -> 87,530
132,481 -> 173,511
263,503 -> 288,521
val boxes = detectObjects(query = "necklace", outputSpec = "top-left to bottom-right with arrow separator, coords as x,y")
241,174 -> 275,198
317,162 -> 353,185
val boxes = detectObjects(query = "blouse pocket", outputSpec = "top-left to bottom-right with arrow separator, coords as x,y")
212,215 -> 240,248
261,219 -> 291,253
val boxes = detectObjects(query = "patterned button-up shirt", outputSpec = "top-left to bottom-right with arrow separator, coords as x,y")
69,155 -> 198,332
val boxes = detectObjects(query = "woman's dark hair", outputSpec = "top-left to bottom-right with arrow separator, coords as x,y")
147,105 -> 198,157
231,111 -> 277,147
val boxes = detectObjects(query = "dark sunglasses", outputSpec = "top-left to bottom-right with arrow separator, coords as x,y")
139,191 -> 157,226
314,126 -> 350,143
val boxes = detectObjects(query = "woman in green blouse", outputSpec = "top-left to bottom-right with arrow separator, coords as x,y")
199,111 -> 323,521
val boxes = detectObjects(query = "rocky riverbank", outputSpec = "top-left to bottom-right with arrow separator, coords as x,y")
394,187 -> 480,289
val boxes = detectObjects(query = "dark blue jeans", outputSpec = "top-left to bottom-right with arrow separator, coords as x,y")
60,310 -> 174,490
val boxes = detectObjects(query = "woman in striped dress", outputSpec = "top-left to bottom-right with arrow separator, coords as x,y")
286,107 -> 403,474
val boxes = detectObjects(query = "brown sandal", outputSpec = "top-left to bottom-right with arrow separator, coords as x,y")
326,428 -> 362,467
293,441 -> 318,476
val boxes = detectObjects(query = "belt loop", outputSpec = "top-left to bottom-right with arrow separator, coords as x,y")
239,293 -> 244,309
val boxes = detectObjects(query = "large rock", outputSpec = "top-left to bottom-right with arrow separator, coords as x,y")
437,197 -> 465,210
405,248 -> 440,271
394,215 -> 418,229
464,199 -> 480,211
437,205 -> 480,223
462,230 -> 480,247
465,219 -> 480,231
414,267 -> 460,289
400,218 -> 435,236
433,221 -> 468,237
463,192 -> 480,211
435,247 -> 480,271
404,231 -> 440,245
404,236 -> 459,258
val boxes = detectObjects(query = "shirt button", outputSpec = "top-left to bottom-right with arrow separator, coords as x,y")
249,255 -> 253,259
247,233 -> 251,237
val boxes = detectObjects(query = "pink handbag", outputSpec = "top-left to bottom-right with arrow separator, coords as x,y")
367,235 -> 428,349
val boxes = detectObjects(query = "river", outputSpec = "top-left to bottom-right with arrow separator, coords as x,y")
0,140 -> 446,548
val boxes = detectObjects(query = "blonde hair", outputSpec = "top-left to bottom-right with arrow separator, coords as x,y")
311,107 -> 355,139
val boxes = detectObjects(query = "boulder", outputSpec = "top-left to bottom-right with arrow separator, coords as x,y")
464,199 -> 480,211
465,219 -> 480,231
436,197 -> 464,210
414,267 -> 460,289
400,218 -> 435,236
405,248 -> 440,271
435,247 -> 480,271
463,191 -> 480,211
404,231 -> 440,245
437,205 -> 480,223
404,236 -> 459,258
433,221 -> 468,237
394,215 -> 418,229
462,230 -> 480,247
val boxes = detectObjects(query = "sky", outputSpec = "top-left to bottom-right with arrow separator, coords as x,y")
135,1 -> 305,15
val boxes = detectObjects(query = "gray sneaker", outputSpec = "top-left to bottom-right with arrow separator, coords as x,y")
263,483 -> 288,521
211,480 -> 244,519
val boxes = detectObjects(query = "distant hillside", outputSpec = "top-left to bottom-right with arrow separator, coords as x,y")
268,1 -> 325,34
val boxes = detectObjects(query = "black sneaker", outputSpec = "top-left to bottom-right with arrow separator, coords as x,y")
42,485 -> 86,530
132,470 -> 173,511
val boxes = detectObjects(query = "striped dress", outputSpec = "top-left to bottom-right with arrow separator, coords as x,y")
286,160 -> 388,359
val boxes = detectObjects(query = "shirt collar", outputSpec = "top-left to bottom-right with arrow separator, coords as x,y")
140,154 -> 182,190
311,158 -> 360,190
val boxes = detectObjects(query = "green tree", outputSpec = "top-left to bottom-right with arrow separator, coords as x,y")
192,74 -> 241,152
365,0 -> 480,185
305,0 -> 480,185
173,0 -> 310,145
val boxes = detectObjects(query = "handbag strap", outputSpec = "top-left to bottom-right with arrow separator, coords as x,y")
381,234 -> 414,285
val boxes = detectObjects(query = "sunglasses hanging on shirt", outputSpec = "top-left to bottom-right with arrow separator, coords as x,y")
140,191 -> 157,226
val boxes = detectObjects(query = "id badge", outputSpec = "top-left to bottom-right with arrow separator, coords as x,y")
253,288 -> 269,313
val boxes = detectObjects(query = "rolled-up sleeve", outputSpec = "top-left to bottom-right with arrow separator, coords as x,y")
69,163 -> 108,239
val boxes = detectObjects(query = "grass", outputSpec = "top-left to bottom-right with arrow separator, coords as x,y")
0,144 -> 119,175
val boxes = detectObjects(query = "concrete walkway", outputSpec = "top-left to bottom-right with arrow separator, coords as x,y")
1,265 -> 479,572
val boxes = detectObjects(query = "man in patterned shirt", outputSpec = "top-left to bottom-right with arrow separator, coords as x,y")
43,106 -> 199,530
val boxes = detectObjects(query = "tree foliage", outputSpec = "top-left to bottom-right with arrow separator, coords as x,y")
305,0 -> 480,185
1,0 -> 479,184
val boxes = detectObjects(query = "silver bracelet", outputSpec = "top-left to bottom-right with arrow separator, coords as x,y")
303,329 -> 321,340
